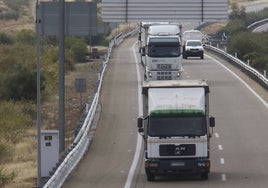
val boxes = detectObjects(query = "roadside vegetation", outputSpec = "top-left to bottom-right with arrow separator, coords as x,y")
0,0 -> 123,185
217,2 -> 268,72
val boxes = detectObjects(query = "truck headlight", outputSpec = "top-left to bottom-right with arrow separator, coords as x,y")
197,161 -> 210,168
148,72 -> 152,78
145,161 -> 159,168
177,72 -> 181,77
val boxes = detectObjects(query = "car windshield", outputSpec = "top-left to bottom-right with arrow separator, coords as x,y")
186,41 -> 202,47
148,116 -> 207,137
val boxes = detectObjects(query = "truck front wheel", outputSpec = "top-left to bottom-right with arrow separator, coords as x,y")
147,173 -> 155,181
201,54 -> 204,59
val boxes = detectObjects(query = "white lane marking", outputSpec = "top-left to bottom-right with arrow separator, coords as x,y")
218,145 -> 223,150
206,54 -> 268,109
215,132 -> 219,138
124,42 -> 143,188
222,173 -> 227,181
220,158 -> 225,164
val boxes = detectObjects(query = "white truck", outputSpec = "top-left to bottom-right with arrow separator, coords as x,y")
182,30 -> 204,59
137,79 -> 215,181
138,22 -> 183,81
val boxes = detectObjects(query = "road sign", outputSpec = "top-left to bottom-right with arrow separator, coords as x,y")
37,1 -> 97,36
102,0 -> 228,22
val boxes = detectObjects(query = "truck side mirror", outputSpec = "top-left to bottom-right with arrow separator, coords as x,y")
141,47 -> 145,56
209,117 -> 215,127
138,32 -> 141,41
137,117 -> 144,133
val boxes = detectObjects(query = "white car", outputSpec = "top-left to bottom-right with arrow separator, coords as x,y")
184,40 -> 204,59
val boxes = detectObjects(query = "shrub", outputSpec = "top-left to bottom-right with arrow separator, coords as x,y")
227,32 -> 258,59
251,55 -> 268,72
65,37 -> 88,62
14,29 -> 36,45
0,33 -> 14,45
1,64 -> 41,101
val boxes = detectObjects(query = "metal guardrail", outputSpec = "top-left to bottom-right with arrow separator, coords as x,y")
247,18 -> 268,30
43,28 -> 138,188
204,45 -> 268,90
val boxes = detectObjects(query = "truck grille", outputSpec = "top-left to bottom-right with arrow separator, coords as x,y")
156,71 -> 172,80
159,144 -> 196,156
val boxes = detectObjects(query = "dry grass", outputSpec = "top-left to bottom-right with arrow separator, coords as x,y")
2,129 -> 36,188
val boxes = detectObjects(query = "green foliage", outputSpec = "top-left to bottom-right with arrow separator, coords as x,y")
251,55 -> 268,72
227,32 -> 268,71
71,41 -> 88,62
14,29 -> 36,45
221,19 -> 247,35
65,37 -> 88,62
0,43 -> 36,74
1,64 -> 40,101
0,43 -> 38,100
227,32 -> 258,59
0,33 -> 14,45
87,34 -> 111,46
221,6 -> 268,72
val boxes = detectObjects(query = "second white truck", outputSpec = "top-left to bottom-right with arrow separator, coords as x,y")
182,30 -> 204,59
138,22 -> 183,81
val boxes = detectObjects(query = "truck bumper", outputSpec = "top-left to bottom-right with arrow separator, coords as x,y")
185,50 -> 203,57
146,70 -> 181,81
145,158 -> 210,176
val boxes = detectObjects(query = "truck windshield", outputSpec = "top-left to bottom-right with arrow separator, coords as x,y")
148,116 -> 207,137
147,44 -> 181,57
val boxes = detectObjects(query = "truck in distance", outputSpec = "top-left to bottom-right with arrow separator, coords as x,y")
137,79 -> 215,181
138,22 -> 183,81
182,30 -> 204,59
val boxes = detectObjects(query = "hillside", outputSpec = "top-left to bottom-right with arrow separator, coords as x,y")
0,0 -> 35,32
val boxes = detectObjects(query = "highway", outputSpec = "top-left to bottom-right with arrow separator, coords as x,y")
63,35 -> 268,188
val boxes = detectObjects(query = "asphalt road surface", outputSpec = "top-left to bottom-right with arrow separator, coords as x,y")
63,36 -> 268,188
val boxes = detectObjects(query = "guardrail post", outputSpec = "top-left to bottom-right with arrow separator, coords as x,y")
235,52 -> 237,58
247,60 -> 250,66
264,70 -> 267,78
